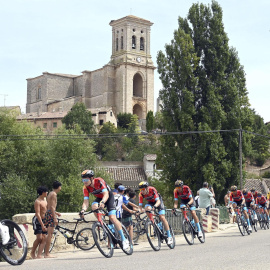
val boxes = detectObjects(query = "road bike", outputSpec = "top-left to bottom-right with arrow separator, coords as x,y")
145,209 -> 175,251
132,212 -> 147,243
91,209 -> 133,258
256,206 -> 269,230
233,206 -> 250,236
247,207 -> 258,232
49,214 -> 95,253
175,207 -> 205,245
0,219 -> 27,265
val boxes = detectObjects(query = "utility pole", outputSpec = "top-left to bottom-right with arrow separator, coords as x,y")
239,129 -> 243,190
0,94 -> 8,106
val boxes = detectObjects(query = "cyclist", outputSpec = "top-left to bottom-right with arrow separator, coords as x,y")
229,185 -> 252,232
255,192 -> 270,221
242,189 -> 257,220
251,187 -> 258,201
138,181 -> 173,245
172,180 -> 203,238
80,170 -> 129,250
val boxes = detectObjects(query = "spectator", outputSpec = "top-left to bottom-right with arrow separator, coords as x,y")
113,182 -> 122,195
194,191 -> 200,208
199,182 -> 215,215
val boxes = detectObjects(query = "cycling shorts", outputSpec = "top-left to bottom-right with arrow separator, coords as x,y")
92,190 -> 116,215
232,201 -> 247,211
145,198 -> 165,215
180,199 -> 196,211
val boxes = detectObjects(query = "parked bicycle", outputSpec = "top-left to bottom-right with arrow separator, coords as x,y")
91,209 -> 133,258
145,209 -> 175,251
174,207 -> 205,245
0,219 -> 27,265
49,213 -> 95,253
132,212 -> 147,243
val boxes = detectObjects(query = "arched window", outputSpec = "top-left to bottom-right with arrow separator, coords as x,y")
121,36 -> 123,49
140,37 -> 144,51
133,73 -> 143,97
116,38 -> 118,51
132,35 -> 136,49
37,87 -> 41,100
133,104 -> 143,119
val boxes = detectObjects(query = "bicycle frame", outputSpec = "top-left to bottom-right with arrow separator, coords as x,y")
181,207 -> 197,234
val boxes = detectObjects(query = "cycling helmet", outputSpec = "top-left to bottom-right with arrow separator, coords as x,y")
231,185 -> 237,191
257,192 -> 262,196
138,181 -> 149,189
250,187 -> 256,192
242,189 -> 247,195
81,170 -> 94,178
175,180 -> 184,187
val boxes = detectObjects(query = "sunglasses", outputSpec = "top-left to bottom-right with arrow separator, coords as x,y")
82,178 -> 89,183
140,188 -> 146,191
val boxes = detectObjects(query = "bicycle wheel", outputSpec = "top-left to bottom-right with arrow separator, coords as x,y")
182,219 -> 194,245
264,214 -> 269,229
76,227 -> 95,250
236,215 -> 246,236
119,224 -> 133,255
92,222 -> 113,258
166,224 -> 175,249
198,223 -> 205,243
0,220 -> 27,265
49,230 -> 58,253
145,221 -> 160,251
132,222 -> 140,243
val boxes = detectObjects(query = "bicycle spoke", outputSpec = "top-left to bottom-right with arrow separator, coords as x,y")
76,228 -> 95,250
182,219 -> 194,245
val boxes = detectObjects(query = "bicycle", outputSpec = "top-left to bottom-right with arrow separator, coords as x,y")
132,212 -> 147,243
175,207 -> 205,245
247,207 -> 258,232
91,209 -> 133,258
0,219 -> 28,265
49,213 -> 95,253
233,206 -> 250,236
145,209 -> 175,251
256,206 -> 269,230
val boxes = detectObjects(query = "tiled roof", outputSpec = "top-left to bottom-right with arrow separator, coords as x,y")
144,154 -> 157,161
244,179 -> 264,193
17,111 -> 67,120
263,179 -> 270,189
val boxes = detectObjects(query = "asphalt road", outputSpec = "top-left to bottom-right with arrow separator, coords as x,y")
1,225 -> 270,270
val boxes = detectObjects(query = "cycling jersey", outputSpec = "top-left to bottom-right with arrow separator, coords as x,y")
139,186 -> 160,205
252,191 -> 258,200
174,185 -> 192,200
229,190 -> 244,202
256,196 -> 267,205
267,192 -> 270,200
243,192 -> 254,203
83,177 -> 110,199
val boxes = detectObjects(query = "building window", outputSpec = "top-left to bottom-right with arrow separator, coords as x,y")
43,123 -> 47,128
140,37 -> 144,51
99,120 -> 104,125
53,122 -> 57,128
121,36 -> 123,49
110,111 -> 112,116
37,87 -> 41,100
132,35 -> 136,49
116,38 -> 118,51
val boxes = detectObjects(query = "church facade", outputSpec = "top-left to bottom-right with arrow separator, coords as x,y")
26,15 -> 155,129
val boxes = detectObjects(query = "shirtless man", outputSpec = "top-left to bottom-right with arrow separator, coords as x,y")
31,186 -> 48,259
44,181 -> 62,258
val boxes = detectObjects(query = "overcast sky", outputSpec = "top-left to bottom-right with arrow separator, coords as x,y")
0,0 -> 269,122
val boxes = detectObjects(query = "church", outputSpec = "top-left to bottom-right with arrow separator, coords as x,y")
24,15 -> 155,131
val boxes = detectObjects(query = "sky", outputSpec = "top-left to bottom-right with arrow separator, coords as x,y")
0,0 -> 269,122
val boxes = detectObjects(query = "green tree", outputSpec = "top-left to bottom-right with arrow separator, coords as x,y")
62,102 -> 94,134
117,113 -> 133,130
146,111 -> 154,132
156,1 -> 251,202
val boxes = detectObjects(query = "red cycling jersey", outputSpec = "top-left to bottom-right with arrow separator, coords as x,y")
252,191 -> 258,200
243,191 -> 254,203
174,185 -> 192,200
83,177 -> 109,199
230,190 -> 244,202
256,196 -> 267,205
139,186 -> 160,204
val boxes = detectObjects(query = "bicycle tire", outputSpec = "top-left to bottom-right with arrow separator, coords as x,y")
145,221 -> 161,251
132,222 -> 140,243
76,227 -> 95,250
236,215 -> 246,236
119,224 -> 133,255
182,219 -> 194,245
264,214 -> 269,229
0,220 -> 27,265
92,222 -> 114,258
166,224 -> 175,249
49,230 -> 58,253
198,223 -> 205,243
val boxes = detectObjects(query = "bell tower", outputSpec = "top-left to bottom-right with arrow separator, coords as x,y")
109,15 -> 155,122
